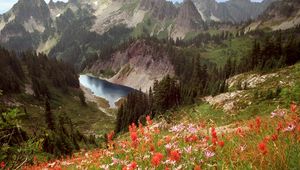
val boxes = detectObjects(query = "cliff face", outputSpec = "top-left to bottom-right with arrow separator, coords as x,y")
192,0 -> 276,23
86,40 -> 175,92
139,0 -> 178,20
245,0 -> 300,31
172,0 -> 205,38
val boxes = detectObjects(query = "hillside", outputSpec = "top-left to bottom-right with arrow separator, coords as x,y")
23,63 -> 300,169
84,39 -> 174,92
245,0 -> 300,32
0,49 -> 116,169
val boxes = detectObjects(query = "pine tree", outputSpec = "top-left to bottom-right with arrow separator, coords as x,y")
45,98 -> 55,131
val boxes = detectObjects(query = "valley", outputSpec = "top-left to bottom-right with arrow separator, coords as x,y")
0,0 -> 300,169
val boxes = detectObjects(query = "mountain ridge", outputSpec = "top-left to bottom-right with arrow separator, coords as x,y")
0,0 -> 284,67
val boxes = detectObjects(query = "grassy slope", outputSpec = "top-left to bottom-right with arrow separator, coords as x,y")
21,26 -> 300,169
202,36 -> 253,66
24,62 -> 300,169
14,86 -> 115,136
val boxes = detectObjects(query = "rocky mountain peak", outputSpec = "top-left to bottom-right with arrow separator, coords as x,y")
176,0 -> 205,31
139,0 -> 178,20
11,0 -> 51,24
191,0 -> 219,21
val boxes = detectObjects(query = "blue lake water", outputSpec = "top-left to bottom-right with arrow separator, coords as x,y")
79,75 -> 135,108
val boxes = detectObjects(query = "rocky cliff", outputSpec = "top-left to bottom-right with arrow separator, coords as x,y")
245,0 -> 300,31
192,0 -> 276,23
173,0 -> 205,38
85,40 -> 175,92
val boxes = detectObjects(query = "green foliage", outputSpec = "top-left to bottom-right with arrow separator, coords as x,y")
22,52 -> 80,98
115,90 -> 149,133
238,30 -> 300,73
153,75 -> 181,113
280,82 -> 300,106
49,7 -> 133,68
0,109 -> 42,169
0,47 -> 25,94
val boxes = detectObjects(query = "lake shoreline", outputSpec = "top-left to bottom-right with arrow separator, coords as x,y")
79,74 -> 135,109
80,72 -> 138,91
80,84 -> 115,117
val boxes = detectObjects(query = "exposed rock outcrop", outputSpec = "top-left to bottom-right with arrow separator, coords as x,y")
86,40 -> 175,92
139,0 -> 178,20
192,0 -> 276,23
172,0 -> 205,38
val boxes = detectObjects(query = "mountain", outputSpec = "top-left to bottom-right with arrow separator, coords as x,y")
245,0 -> 300,32
84,39 -> 175,92
0,0 -> 276,67
172,0 -> 206,38
192,0 -> 277,23
139,0 -> 178,20
0,0 -> 51,50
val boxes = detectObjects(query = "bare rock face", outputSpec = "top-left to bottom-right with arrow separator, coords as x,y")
204,91 -> 245,113
11,0 -> 51,26
259,0 -> 300,30
139,0 -> 178,20
176,0 -> 205,30
0,0 -> 51,50
192,0 -> 276,23
192,0 -> 221,21
86,40 -> 175,92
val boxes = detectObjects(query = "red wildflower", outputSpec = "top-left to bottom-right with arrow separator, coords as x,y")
272,134 -> 278,141
236,127 -> 244,137
277,122 -> 283,132
218,140 -> 225,147
129,123 -> 137,133
139,123 -> 144,135
130,161 -> 137,169
249,123 -> 254,130
165,136 -> 172,143
146,115 -> 153,125
185,134 -> 198,142
194,165 -> 201,170
130,132 -> 138,142
170,150 -> 181,162
150,144 -> 155,152
151,153 -> 164,167
212,131 -> 217,138
212,137 -> 218,145
1,161 -> 5,169
258,142 -> 268,155
263,135 -> 271,143
256,117 -> 261,128
211,127 -> 216,136
107,131 -> 115,142
291,102 -> 297,113
157,140 -> 164,146
154,127 -> 160,134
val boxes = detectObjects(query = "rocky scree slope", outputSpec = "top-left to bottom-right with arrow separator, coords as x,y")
85,40 -> 175,92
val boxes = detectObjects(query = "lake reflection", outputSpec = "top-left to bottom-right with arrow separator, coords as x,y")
79,75 -> 135,108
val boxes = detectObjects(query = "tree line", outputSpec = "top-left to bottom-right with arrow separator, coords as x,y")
0,47 -> 81,98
